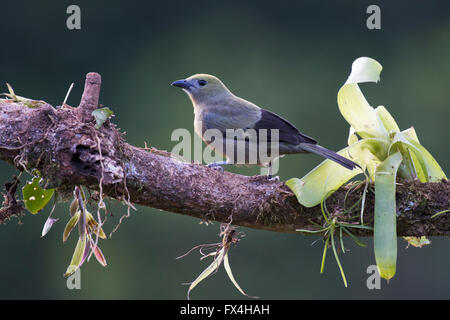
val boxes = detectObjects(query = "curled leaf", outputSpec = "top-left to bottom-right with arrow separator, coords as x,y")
375,105 -> 400,133
338,57 -> 387,139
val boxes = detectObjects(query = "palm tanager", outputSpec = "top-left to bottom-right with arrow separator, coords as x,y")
171,74 -> 359,176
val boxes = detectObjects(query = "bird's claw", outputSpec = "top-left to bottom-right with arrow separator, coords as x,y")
207,163 -> 224,173
251,174 -> 280,182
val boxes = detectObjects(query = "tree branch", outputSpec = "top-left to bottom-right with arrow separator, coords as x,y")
0,73 -> 448,236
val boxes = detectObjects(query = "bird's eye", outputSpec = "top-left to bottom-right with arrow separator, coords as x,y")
198,79 -> 207,87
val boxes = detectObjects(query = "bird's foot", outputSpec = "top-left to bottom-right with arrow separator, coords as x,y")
267,175 -> 280,182
251,174 -> 280,182
207,161 -> 228,173
208,165 -> 224,173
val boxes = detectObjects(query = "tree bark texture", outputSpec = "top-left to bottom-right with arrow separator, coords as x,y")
0,73 -> 448,236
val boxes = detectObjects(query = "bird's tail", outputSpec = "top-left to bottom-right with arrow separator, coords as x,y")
298,143 -> 360,171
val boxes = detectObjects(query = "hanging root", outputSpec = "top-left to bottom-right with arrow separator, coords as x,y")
0,175 -> 24,224
89,134 -> 107,260
109,168 -> 136,238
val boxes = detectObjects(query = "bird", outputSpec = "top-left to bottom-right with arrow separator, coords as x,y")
171,74 -> 360,178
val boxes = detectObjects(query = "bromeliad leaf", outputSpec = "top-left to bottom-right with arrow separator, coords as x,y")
337,57 -> 387,139
287,56 -> 447,287
287,138 -> 388,207
375,106 -> 400,133
390,131 -> 447,182
22,177 -> 55,214
374,152 -> 402,280
92,107 -> 114,129
393,127 -> 426,181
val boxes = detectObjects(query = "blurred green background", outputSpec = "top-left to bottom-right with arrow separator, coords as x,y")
0,1 -> 449,299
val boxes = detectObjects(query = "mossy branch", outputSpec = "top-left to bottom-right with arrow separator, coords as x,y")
0,73 -> 448,236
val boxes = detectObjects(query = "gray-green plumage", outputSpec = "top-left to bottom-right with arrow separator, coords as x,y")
172,74 -> 359,171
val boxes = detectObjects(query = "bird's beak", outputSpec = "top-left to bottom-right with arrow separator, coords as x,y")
171,79 -> 192,90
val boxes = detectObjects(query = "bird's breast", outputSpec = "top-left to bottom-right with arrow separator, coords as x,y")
194,117 -> 205,140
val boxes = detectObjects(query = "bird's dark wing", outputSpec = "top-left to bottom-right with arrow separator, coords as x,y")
253,109 -> 317,145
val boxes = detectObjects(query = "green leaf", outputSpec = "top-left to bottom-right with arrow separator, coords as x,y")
375,105 -> 400,133
92,107 -> 114,129
330,228 -> 347,287
64,234 -> 87,277
403,135 -> 446,182
342,227 -> 367,247
374,152 -> 402,280
86,211 -> 107,239
390,131 -> 447,182
63,210 -> 81,242
296,227 -> 330,234
338,223 -> 373,230
286,138 -> 389,207
22,177 -> 55,214
339,227 -> 345,254
69,198 -> 79,216
431,209 -> 450,219
320,235 -> 330,274
390,139 -> 417,181
398,127 -> 426,182
401,126 -> 420,143
337,57 -> 387,139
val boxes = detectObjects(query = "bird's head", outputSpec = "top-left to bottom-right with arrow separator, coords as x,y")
171,74 -> 232,105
